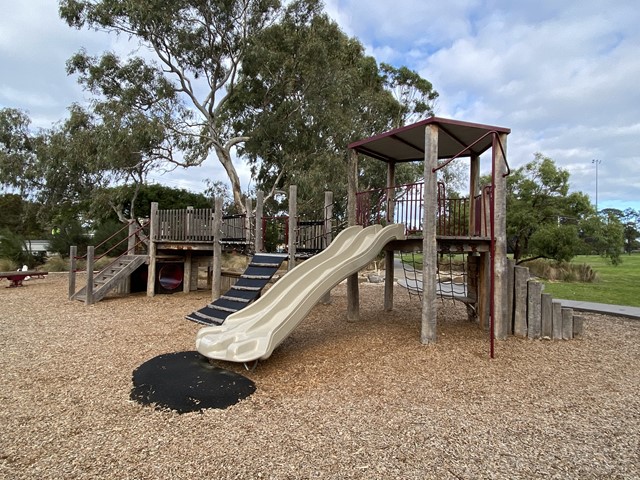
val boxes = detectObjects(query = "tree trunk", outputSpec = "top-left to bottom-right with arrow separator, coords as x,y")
214,144 -> 246,213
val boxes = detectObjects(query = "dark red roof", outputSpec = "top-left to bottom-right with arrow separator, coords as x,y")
348,116 -> 510,162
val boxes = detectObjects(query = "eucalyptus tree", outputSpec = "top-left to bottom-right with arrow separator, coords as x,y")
0,108 -> 37,196
380,63 -> 439,128
223,0 -> 439,216
222,0 -> 391,213
59,0 -> 281,212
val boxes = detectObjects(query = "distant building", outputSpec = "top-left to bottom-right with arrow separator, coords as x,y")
24,239 -> 52,256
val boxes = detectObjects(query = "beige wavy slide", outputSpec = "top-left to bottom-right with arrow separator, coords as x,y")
195,223 -> 405,363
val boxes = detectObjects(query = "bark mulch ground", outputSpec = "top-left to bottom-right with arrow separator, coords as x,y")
1,273 -> 638,479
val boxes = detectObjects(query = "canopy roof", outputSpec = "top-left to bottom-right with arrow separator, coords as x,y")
348,117 -> 511,163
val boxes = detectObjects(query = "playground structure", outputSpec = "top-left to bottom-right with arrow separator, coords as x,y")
68,187 -> 335,304
345,117 -> 510,355
68,116 -> 582,363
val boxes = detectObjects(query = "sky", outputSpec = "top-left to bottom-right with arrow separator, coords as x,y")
1,0 -> 638,212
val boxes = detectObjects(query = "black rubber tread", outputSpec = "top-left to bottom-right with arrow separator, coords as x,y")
220,294 -> 251,303
209,298 -> 246,312
185,253 -> 287,325
185,307 -> 229,325
233,277 -> 269,289
243,265 -> 279,277
226,287 -> 259,301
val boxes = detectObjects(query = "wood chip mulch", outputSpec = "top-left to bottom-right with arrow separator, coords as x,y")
1,273 -> 638,479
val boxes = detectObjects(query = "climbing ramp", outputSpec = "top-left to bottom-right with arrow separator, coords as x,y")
185,253 -> 288,326
196,224 -> 405,363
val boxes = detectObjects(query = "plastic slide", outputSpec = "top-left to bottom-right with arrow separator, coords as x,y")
195,223 -> 405,363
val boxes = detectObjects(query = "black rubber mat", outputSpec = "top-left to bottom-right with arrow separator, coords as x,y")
130,351 -> 256,413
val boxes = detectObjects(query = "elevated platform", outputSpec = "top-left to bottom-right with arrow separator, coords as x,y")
386,236 -> 491,254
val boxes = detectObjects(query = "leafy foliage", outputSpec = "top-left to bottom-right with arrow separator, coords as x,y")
224,0 -> 437,215
380,63 -> 439,127
0,194 -> 46,237
0,229 -> 32,266
59,0 -> 281,211
506,153 -> 623,264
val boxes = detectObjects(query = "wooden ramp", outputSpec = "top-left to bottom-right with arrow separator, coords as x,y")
185,254 -> 288,326
73,254 -> 148,303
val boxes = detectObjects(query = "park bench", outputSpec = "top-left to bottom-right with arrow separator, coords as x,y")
0,270 -> 48,288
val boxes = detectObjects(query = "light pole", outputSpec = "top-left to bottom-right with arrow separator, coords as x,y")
592,159 -> 601,213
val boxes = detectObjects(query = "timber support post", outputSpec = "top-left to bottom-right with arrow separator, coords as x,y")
384,161 -> 396,312
513,265 -> 529,337
421,124 -> 438,343
211,196 -> 223,300
85,246 -> 94,306
288,185 -> 297,271
245,198 -> 253,246
146,202 -> 158,297
492,132 -> 508,340
347,149 -> 359,322
255,190 -> 264,253
527,281 -> 543,339
321,191 -> 333,305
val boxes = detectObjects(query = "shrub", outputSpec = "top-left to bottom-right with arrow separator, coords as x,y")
0,229 -> 32,266
44,254 -> 69,272
0,257 -> 18,271
526,258 -> 597,282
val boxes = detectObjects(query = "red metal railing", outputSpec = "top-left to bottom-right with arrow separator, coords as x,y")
356,181 -> 492,237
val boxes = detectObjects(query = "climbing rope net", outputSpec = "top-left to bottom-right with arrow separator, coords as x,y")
398,251 -> 477,318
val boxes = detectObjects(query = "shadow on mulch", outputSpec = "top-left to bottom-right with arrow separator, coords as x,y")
131,351 -> 256,414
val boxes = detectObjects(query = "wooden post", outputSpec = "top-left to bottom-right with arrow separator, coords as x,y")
183,252 -> 192,293
85,246 -> 94,306
466,253 -> 479,321
422,124 -> 438,344
478,252 -> 491,330
383,248 -> 394,311
120,219 -> 137,294
552,301 -> 563,340
562,308 -> 574,340
527,281 -> 542,339
146,202 -> 158,297
469,153 -> 480,235
513,266 -> 529,337
541,293 -> 553,338
127,220 -> 136,254
347,149 -> 359,322
386,161 -> 396,223
69,245 -> 77,300
573,315 -> 584,337
492,132 -> 509,340
186,206 -> 194,239
506,258 -> 515,335
467,155 -> 481,323
211,196 -> 223,300
384,163 -> 396,312
245,197 -> 253,246
255,190 -> 264,253
287,185 -> 297,271
321,191 -> 333,305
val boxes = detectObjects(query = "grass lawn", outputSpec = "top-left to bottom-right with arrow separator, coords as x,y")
399,252 -> 640,307
540,254 -> 640,307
